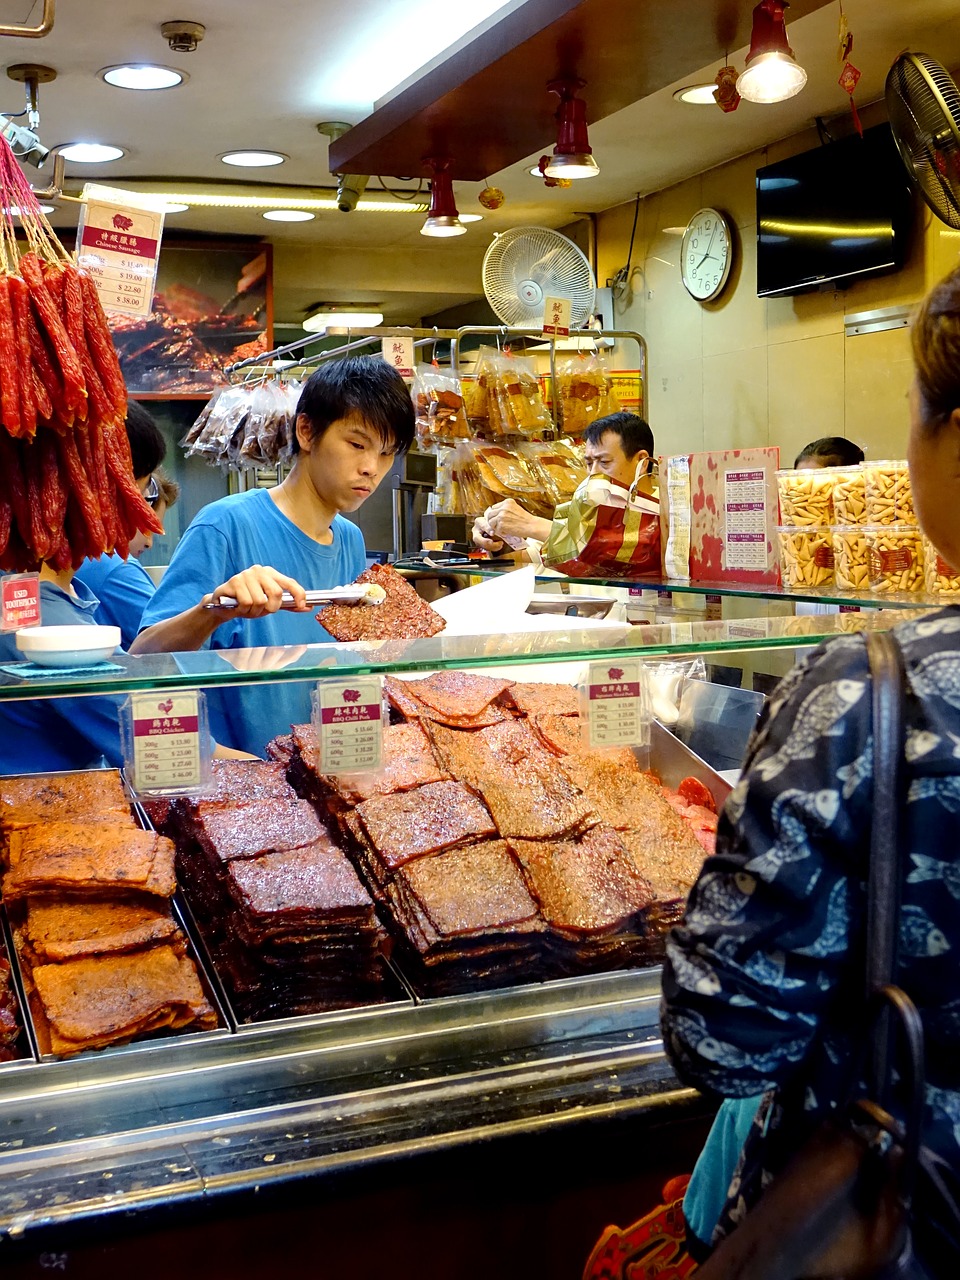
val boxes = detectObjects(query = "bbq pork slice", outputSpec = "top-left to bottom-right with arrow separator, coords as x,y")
396,839 -> 540,940
316,722 -> 451,804
356,780 -> 497,870
504,682 -> 580,719
559,757 -> 665,831
0,770 -> 133,832
510,825 -> 654,935
226,840 -> 374,925
317,563 -> 445,642
390,672 -> 516,727
193,760 -> 296,807
192,798 -> 327,864
18,897 -> 180,964
2,823 -> 176,901
30,944 -> 217,1056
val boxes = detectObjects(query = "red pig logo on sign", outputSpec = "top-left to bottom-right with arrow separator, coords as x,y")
112,213 -> 134,231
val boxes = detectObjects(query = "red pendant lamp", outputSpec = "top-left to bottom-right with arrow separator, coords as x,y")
736,0 -> 807,104
420,158 -> 465,238
543,79 -> 599,180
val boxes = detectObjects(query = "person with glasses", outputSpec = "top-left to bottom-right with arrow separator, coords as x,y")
74,403 -> 174,648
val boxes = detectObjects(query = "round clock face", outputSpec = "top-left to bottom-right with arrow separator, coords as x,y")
680,207 -> 733,301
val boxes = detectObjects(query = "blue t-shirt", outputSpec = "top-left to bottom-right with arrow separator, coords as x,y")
75,553 -> 156,649
0,581 -> 127,775
139,488 -> 365,756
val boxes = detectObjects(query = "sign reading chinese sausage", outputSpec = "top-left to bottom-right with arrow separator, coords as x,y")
314,676 -> 383,774
583,659 -> 648,749
76,197 -> 165,317
382,337 -> 415,379
1,573 -> 41,632
542,295 -> 572,338
123,690 -> 210,795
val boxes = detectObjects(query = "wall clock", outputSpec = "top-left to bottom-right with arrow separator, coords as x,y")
680,207 -> 734,301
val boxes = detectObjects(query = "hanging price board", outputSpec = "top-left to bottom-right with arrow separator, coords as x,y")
122,690 -> 210,795
313,675 -> 384,775
382,337 -> 415,378
581,659 -> 649,749
76,187 -> 166,317
542,295 -> 571,337
1,573 -> 40,632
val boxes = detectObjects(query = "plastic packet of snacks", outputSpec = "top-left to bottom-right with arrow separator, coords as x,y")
832,526 -> 870,591
412,365 -> 471,445
831,464 -> 866,525
475,347 -> 552,438
519,440 -> 587,506
778,525 -> 835,587
922,535 -> 960,595
863,460 -> 915,525
776,467 -> 836,526
864,524 -> 924,592
555,351 -> 621,436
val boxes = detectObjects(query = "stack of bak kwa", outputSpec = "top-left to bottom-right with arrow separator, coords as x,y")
164,760 -> 387,1021
0,770 -> 215,1057
274,673 -> 712,995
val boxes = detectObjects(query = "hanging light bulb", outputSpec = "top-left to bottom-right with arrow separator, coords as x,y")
420,158 -> 465,238
542,79 -> 599,180
736,0 -> 807,104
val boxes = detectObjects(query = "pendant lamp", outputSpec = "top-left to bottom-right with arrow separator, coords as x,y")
543,79 -> 599,180
736,0 -> 807,104
420,158 -> 465,238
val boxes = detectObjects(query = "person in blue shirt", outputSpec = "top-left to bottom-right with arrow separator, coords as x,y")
132,357 -> 416,756
75,402 -> 171,648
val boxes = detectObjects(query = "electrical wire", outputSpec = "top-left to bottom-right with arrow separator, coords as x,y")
374,175 -> 425,201
611,193 -> 641,300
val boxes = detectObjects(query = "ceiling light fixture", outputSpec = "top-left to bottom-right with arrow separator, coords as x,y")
303,309 -> 384,332
100,64 -> 185,90
124,189 -> 427,213
420,158 -> 465,237
673,84 -> 718,105
458,212 -> 484,223
220,150 -> 286,168
262,209 -> 315,222
162,203 -> 189,213
59,142 -> 124,163
736,0 -> 807,104
542,79 -> 599,179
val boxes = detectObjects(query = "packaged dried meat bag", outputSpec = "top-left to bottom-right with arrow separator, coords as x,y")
540,470 -> 661,578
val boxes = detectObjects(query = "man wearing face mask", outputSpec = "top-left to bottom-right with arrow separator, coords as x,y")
471,412 -> 655,552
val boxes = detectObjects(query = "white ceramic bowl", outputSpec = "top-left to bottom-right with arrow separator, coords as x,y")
15,624 -> 121,668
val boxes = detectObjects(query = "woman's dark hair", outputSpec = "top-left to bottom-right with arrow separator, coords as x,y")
794,436 -> 865,468
584,411 -> 654,459
125,401 -> 166,480
293,356 -> 415,455
912,266 -> 960,426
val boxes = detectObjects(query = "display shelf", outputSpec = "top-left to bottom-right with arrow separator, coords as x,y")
0,608 -> 932,702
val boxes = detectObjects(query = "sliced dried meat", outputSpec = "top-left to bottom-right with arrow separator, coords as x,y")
3,823 -> 176,900
227,840 -> 373,919
194,760 -> 295,806
20,896 -> 179,963
397,840 -> 539,938
505,682 -> 580,718
559,757 -> 664,831
0,770 -> 132,831
193,798 -> 326,863
319,723 -> 449,803
356,780 -> 496,869
317,563 -> 445,642
398,672 -> 515,720
31,944 -> 217,1055
617,813 -> 709,904
510,826 -> 654,934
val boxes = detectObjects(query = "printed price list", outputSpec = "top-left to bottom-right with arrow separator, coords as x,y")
585,659 -> 646,748
316,676 -> 383,774
129,691 -> 202,791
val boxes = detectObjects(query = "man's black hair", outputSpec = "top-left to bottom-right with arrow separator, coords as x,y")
125,401 -> 166,480
293,356 -> 415,455
583,411 -> 654,459
794,436 -> 864,468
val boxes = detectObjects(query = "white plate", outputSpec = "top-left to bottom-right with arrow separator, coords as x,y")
15,624 -> 121,668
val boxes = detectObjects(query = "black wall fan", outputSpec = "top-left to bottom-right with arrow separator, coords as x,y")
885,51 -> 960,230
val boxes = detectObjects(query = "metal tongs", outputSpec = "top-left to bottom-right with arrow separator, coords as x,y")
204,583 -> 387,610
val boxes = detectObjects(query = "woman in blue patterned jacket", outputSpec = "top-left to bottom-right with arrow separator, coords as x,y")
661,265 -> 960,1256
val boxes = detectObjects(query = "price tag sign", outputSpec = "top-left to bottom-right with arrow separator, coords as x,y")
314,676 -> 384,774
123,690 -> 209,795
582,659 -> 648,749
382,337 -> 415,379
1,573 -> 41,632
542,295 -> 571,337
76,192 -> 165,317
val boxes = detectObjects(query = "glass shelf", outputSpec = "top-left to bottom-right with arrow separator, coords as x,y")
0,608 -> 933,702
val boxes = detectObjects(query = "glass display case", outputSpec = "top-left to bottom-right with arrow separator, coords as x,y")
0,607 -> 935,1246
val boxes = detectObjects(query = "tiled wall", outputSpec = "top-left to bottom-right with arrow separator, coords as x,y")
596,116 -> 960,467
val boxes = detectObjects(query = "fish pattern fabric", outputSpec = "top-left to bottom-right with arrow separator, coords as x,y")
661,607 -> 960,1244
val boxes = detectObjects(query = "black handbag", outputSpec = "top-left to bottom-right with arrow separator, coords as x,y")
694,631 -> 960,1280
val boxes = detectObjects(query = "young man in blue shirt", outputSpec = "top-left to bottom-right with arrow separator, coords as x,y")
132,357 -> 415,757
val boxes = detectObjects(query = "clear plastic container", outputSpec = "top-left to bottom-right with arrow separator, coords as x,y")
776,467 -> 835,527
778,525 -> 835,587
832,525 -> 870,591
922,535 -> 960,595
863,460 -> 915,525
830,464 -> 866,526
863,523 -> 924,592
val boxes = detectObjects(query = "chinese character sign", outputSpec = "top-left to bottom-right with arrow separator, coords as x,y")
542,295 -> 572,337
382,337 -> 415,378
76,197 -> 165,317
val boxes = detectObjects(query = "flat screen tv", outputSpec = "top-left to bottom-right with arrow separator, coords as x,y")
756,123 -> 914,297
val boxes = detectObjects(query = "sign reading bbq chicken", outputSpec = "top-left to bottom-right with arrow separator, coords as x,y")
105,244 -> 272,396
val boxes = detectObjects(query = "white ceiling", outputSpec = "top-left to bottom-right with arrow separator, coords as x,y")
3,0 -> 960,328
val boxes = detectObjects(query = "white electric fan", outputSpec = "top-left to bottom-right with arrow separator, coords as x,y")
885,51 -> 960,229
482,226 -> 597,327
